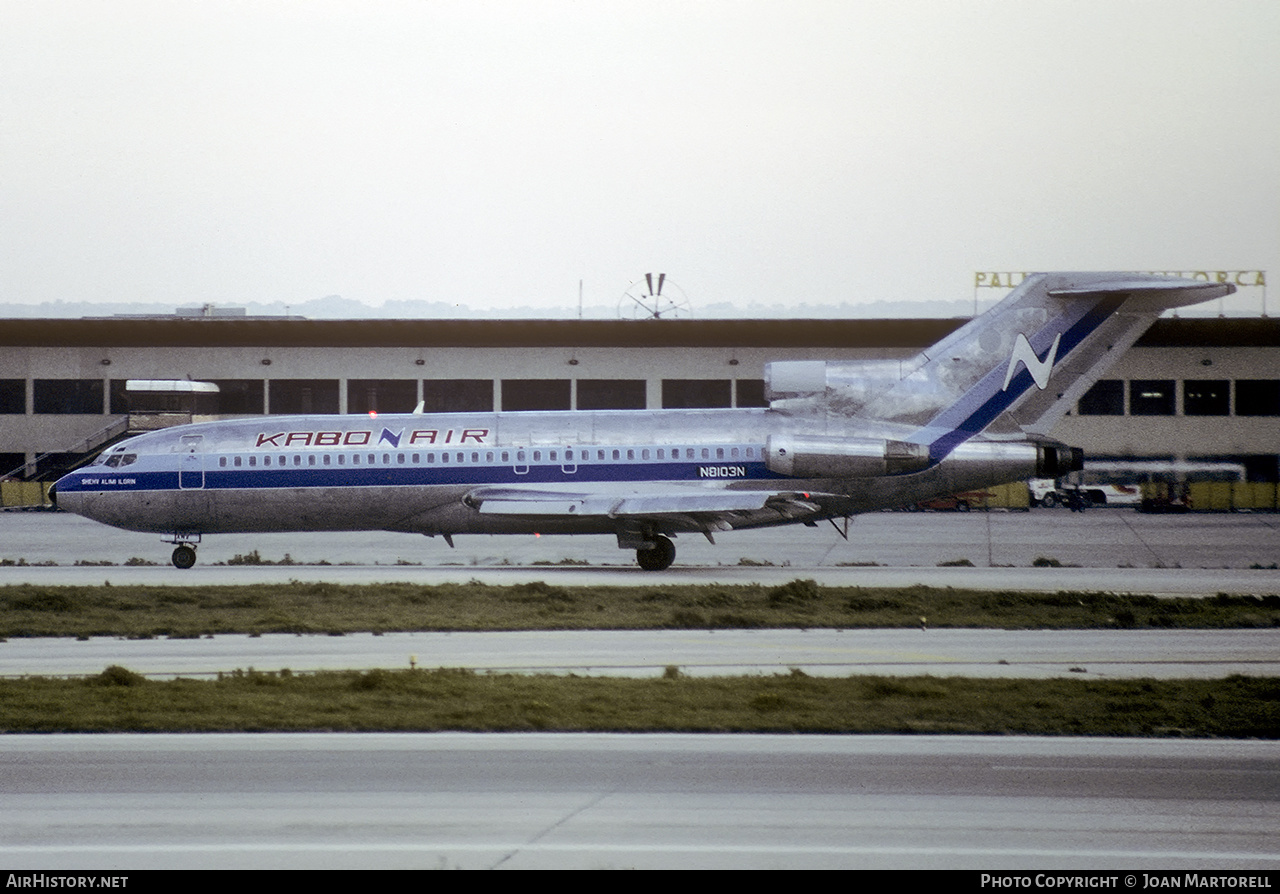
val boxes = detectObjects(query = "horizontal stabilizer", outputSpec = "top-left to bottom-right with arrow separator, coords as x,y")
1046,277 -> 1235,306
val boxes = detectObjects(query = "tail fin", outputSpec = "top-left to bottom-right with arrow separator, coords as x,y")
767,272 -> 1233,445
900,273 -> 1232,447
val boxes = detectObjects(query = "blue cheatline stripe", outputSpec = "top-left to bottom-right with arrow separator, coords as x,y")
58,460 -> 783,493
920,293 -> 1124,463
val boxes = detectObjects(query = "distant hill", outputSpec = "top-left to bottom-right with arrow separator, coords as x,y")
0,295 -> 985,321
0,293 -> 1251,320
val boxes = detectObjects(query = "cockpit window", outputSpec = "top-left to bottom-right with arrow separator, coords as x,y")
93,446 -> 129,467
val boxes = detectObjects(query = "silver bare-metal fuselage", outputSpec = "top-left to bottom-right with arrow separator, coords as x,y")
53,406 -> 1043,539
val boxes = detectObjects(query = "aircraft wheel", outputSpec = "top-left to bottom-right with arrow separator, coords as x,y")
636,535 -> 675,571
955,500 -> 970,512
171,545 -> 197,569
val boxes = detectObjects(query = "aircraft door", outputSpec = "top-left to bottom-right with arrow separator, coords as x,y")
179,435 -> 204,489
179,453 -> 204,489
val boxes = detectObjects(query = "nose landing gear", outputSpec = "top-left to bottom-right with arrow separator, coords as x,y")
171,544 -> 197,569
163,534 -> 202,569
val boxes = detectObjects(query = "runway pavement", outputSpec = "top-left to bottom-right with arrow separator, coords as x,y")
1,733 -> 1277,870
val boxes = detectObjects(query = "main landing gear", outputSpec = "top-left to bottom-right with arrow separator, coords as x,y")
636,534 -> 676,571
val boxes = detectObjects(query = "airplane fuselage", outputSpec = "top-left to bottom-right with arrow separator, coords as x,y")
52,406 -> 1042,539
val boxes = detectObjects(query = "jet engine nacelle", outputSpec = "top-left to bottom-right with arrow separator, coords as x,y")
766,435 -> 931,478
928,439 -> 1085,487
766,434 -> 1083,481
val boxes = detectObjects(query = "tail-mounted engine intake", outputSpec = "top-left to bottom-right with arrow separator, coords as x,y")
766,435 -> 930,478
1036,443 -> 1085,478
763,359 -> 906,404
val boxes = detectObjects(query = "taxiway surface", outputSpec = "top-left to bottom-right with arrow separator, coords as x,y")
3,507 -> 1278,570
2,509 -> 1278,593
5,628 -> 1279,680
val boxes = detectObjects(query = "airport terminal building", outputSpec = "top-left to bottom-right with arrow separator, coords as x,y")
2,313 -> 1278,496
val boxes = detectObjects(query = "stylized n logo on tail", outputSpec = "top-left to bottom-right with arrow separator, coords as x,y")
1002,333 -> 1061,392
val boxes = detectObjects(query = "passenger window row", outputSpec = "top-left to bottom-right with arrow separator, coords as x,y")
212,445 -> 759,468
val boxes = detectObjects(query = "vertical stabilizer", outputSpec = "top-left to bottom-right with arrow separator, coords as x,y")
884,273 -> 1232,455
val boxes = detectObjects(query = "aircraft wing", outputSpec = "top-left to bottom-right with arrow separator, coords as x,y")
465,485 -> 827,528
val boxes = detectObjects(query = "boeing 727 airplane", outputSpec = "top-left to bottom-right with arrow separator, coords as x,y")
51,272 -> 1232,569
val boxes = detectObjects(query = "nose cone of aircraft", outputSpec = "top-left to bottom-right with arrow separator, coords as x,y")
50,469 -> 84,515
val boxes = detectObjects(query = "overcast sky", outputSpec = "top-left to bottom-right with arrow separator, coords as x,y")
1,1 -> 1276,317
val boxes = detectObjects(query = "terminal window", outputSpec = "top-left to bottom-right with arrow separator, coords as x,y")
1077,379 -> 1124,415
502,379 -> 571,412
1128,380 -> 1175,416
421,379 -> 494,413
209,380 -> 265,415
735,379 -> 768,408
33,379 -> 104,414
269,379 -> 339,415
1183,380 -> 1230,416
348,379 -> 417,414
0,380 -> 24,414
1235,380 -> 1280,417
576,379 -> 646,410
661,379 -> 732,409
108,380 -> 129,414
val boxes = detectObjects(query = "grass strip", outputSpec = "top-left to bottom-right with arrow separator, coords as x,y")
1,667 -> 1276,736
2,580 -> 1278,639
